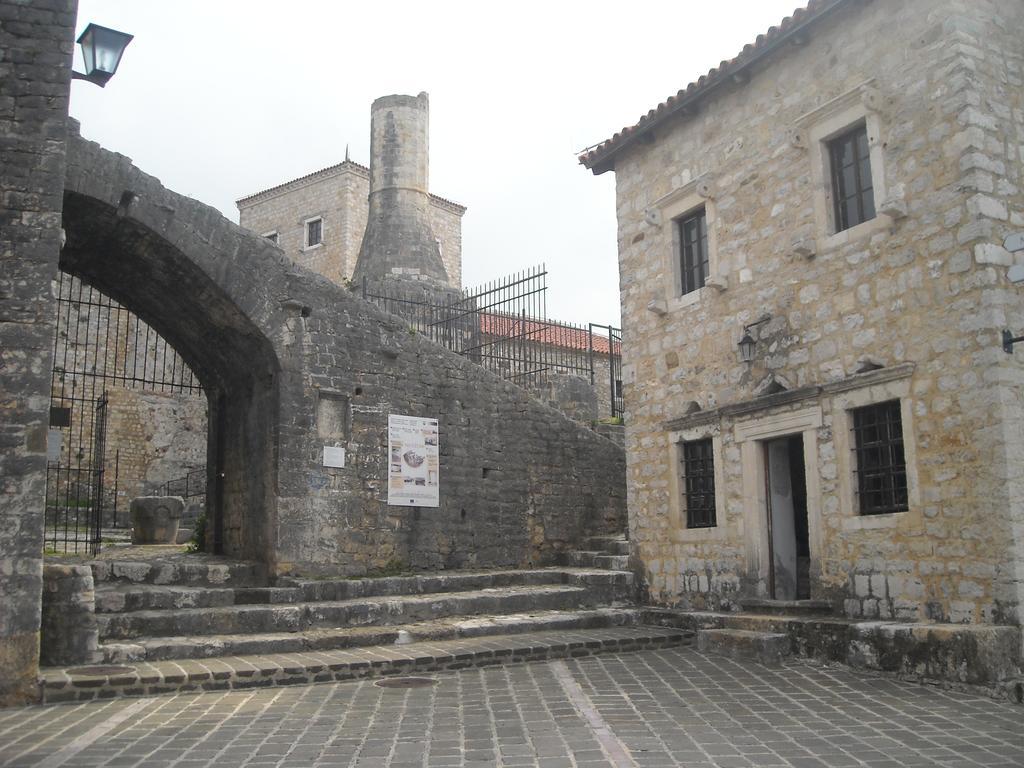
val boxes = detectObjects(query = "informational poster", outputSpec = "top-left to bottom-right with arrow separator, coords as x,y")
387,414 -> 440,507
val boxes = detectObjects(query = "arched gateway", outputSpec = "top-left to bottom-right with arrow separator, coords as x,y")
62,132 -> 282,566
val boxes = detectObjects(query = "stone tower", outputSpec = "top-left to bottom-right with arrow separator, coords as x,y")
352,92 -> 450,287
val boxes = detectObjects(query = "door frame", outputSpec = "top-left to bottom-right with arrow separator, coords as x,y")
735,406 -> 823,599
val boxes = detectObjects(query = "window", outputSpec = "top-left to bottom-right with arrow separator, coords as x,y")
262,231 -> 278,244
678,208 -> 708,295
305,217 -> 323,248
851,400 -> 907,515
829,124 -> 875,232
681,438 -> 716,528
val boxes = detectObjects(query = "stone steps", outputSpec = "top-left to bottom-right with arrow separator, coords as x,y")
90,556 -> 266,587
585,536 -> 630,556
562,535 -> 631,572
696,628 -> 791,666
93,568 -> 632,613
42,625 -> 692,703
738,598 -> 835,616
99,607 -> 642,663
97,584 -> 601,640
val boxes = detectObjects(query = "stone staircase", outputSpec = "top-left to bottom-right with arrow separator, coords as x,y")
40,545 -> 694,703
561,534 -> 631,571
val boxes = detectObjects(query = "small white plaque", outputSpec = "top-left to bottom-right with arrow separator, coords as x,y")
47,429 -> 62,462
323,446 -> 346,468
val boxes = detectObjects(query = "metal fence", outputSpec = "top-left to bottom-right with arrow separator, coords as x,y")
362,266 -> 622,415
45,271 -> 205,555
157,468 -> 207,502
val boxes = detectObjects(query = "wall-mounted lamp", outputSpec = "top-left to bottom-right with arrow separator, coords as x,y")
72,23 -> 133,87
738,315 -> 771,363
1003,330 -> 1024,354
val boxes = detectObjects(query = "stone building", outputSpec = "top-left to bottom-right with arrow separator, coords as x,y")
236,98 -> 466,290
581,0 -> 1024,627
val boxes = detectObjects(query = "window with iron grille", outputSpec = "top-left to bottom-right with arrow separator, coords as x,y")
681,438 -> 716,528
678,208 -> 708,295
829,124 -> 875,232
305,217 -> 323,248
852,400 -> 908,515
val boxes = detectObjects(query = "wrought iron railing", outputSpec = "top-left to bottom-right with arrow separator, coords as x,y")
362,266 -> 622,416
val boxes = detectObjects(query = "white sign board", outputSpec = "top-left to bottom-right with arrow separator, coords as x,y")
322,446 -> 346,468
387,414 -> 440,507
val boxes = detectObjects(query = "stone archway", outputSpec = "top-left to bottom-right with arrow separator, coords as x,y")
61,133 -> 282,567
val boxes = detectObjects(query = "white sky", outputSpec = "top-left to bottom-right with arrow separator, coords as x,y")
72,0 -> 802,327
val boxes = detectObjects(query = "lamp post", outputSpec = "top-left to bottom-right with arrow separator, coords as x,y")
72,23 -> 133,87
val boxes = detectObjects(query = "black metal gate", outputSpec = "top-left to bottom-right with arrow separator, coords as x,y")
44,271 -> 203,555
589,324 -> 623,419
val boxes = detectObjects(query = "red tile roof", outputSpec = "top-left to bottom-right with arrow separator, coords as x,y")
480,313 -> 621,355
579,0 -> 850,174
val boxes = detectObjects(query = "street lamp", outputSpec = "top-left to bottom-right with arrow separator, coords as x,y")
72,23 -> 133,87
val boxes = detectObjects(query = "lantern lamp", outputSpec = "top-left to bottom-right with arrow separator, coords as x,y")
738,331 -> 757,363
73,23 -> 133,87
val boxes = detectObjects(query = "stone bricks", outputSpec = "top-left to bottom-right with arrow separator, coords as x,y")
584,0 -> 1024,629
236,157 -> 465,290
61,126 -> 627,580
0,0 -> 76,707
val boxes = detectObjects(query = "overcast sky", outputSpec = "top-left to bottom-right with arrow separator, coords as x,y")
71,0 -> 802,327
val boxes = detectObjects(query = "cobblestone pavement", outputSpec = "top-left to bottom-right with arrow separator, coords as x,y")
1,647 -> 1021,768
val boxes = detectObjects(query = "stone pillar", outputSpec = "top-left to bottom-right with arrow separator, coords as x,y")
352,92 -> 450,287
40,565 -> 98,667
0,0 -> 77,706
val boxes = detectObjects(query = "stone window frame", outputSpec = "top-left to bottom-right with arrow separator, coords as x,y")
261,230 -> 278,244
831,376 -> 921,532
667,424 -> 727,541
648,174 -> 723,313
794,80 -> 894,253
303,216 -> 324,251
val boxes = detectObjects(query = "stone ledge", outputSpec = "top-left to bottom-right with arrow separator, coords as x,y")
40,626 -> 691,703
641,608 -> 1023,696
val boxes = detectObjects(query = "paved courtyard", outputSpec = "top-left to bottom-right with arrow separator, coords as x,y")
0,647 -> 1021,768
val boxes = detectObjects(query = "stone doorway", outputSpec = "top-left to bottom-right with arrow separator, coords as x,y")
764,435 -> 810,600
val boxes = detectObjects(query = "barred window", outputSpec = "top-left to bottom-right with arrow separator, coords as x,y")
305,217 -> 323,248
678,208 -> 708,295
852,400 -> 908,515
829,124 -> 875,232
681,438 -> 716,528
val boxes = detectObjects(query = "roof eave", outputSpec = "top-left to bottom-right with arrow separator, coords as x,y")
580,0 -> 850,175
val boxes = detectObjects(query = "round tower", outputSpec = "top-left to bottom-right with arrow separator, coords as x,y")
352,92 -> 449,286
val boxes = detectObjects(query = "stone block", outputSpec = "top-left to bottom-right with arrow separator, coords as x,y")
130,496 -> 184,545
697,628 -> 791,666
40,564 -> 98,667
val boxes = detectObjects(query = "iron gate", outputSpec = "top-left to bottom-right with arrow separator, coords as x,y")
45,271 -> 204,555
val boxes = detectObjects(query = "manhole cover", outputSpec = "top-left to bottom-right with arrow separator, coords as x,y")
66,665 -> 135,676
374,677 -> 437,689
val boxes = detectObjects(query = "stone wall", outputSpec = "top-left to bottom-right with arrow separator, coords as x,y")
237,160 -> 465,288
62,130 -> 627,578
608,0 -> 1024,624
0,0 -> 76,706
102,387 -> 206,521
